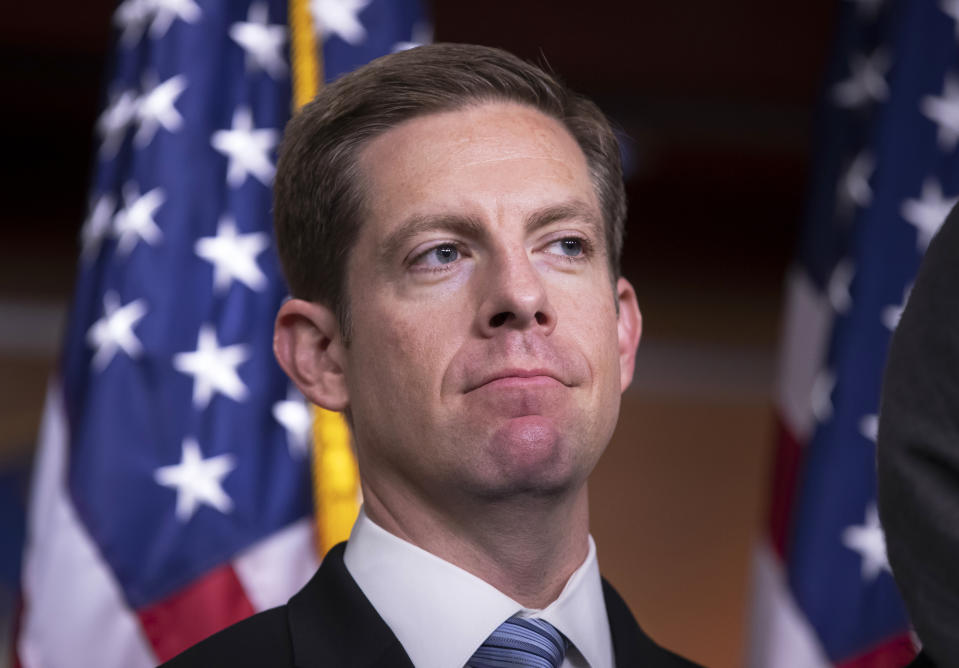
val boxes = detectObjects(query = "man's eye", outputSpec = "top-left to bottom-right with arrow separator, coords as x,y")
548,238 -> 585,258
416,243 -> 460,267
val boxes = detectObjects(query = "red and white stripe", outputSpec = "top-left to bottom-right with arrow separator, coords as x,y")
18,382 -> 318,666
747,268 -> 834,668
747,269 -> 915,667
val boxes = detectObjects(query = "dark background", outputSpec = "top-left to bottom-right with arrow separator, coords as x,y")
0,3 -> 839,665
2,1 -> 837,304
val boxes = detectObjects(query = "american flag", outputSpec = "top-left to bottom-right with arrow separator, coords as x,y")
748,0 -> 959,665
17,1 -> 425,665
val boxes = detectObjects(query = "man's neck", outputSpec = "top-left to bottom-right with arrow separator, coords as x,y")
362,484 -> 591,609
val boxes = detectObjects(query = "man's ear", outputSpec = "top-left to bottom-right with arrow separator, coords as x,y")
273,298 -> 350,412
615,277 -> 642,392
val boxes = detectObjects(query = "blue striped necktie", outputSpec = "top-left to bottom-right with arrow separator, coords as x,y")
467,616 -> 569,668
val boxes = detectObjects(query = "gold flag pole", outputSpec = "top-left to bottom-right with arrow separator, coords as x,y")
288,0 -> 361,557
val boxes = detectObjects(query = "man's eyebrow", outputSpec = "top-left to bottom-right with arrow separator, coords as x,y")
525,200 -> 603,236
379,201 -> 602,262
378,214 -> 486,261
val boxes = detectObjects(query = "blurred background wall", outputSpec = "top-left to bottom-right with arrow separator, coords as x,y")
0,2 -> 838,666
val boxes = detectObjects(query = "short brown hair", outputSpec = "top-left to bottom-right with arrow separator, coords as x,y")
274,43 -> 626,337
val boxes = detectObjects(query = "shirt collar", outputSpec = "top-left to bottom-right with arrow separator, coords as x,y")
343,508 -> 614,668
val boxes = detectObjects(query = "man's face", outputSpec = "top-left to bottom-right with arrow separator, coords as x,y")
341,102 -> 640,508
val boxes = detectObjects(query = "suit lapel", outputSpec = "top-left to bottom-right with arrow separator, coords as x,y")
285,545 -> 696,667
287,542 -> 415,668
603,578 -> 701,667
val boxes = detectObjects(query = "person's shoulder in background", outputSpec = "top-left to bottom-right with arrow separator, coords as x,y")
878,205 -> 959,668
907,650 -> 937,667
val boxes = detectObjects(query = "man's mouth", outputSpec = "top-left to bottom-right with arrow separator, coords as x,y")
469,369 -> 566,392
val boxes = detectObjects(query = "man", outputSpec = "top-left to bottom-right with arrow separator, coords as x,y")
165,43 -> 697,667
878,205 -> 959,668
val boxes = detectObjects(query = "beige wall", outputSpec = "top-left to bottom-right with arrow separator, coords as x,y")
592,390 -> 774,667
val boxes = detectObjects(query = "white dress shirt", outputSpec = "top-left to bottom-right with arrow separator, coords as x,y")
343,508 -> 615,668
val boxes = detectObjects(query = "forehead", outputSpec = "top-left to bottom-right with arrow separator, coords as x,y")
355,102 -> 598,229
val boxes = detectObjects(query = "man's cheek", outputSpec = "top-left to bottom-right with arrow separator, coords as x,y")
373,319 -> 440,387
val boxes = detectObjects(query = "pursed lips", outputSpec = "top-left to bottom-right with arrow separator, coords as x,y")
467,368 -> 568,393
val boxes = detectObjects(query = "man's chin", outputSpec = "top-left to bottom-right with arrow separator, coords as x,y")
484,416 -> 574,491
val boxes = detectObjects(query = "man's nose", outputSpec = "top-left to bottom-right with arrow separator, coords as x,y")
475,248 -> 557,337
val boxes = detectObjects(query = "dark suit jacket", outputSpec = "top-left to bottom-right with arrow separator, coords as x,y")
878,205 -> 959,668
163,542 -> 699,667
906,651 -> 937,668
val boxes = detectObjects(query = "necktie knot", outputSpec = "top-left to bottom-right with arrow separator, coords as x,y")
467,616 -> 569,668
